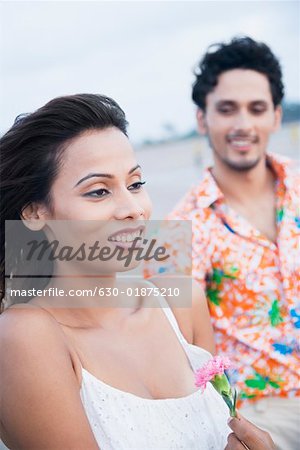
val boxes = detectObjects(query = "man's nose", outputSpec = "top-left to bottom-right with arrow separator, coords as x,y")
233,110 -> 253,131
113,190 -> 145,220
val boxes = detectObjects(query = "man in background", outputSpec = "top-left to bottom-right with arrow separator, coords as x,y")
149,37 -> 299,449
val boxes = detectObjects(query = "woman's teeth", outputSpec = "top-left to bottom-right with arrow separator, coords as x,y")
109,230 -> 141,243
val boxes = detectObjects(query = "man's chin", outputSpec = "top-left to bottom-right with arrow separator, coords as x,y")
222,156 -> 261,172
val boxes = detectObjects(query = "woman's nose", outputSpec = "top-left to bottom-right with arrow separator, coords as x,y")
113,191 -> 145,220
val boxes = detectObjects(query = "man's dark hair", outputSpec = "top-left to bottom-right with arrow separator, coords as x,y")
192,36 -> 284,110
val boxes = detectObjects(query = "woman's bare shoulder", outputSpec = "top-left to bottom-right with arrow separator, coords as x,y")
0,303 -> 98,449
0,302 -> 72,373
0,302 -> 66,342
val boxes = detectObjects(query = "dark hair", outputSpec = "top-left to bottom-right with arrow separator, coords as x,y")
0,93 -> 128,307
192,36 -> 284,110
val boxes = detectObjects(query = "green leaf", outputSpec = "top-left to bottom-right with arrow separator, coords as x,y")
269,381 -> 281,389
212,269 -> 223,285
231,388 -> 238,417
239,391 -> 256,399
233,387 -> 237,410
223,273 -> 236,280
206,288 -> 220,305
223,266 -> 238,279
269,300 -> 284,327
222,393 -> 233,411
245,379 -> 266,390
211,374 -> 231,396
253,372 -> 265,382
276,208 -> 284,222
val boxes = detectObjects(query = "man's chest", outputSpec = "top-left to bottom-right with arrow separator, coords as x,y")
224,196 -> 277,244
191,204 -> 299,309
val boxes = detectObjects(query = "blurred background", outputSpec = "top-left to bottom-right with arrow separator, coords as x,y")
0,0 -> 299,218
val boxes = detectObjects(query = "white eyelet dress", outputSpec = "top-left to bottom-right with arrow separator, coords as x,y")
80,303 -> 230,449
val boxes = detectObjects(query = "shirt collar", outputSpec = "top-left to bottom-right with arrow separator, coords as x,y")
266,152 -> 292,190
195,153 -> 292,210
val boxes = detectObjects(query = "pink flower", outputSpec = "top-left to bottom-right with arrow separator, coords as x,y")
195,355 -> 231,391
195,355 -> 237,417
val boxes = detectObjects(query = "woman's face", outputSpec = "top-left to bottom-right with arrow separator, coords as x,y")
48,127 -> 152,221
42,127 -> 152,274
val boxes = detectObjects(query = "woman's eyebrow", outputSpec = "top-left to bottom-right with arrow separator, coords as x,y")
74,172 -> 113,187
128,164 -> 141,174
74,164 -> 141,187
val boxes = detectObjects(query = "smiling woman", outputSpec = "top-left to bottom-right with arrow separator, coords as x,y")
0,94 -> 230,449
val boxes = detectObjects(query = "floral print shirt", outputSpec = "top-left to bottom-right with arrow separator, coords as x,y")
147,154 -> 300,405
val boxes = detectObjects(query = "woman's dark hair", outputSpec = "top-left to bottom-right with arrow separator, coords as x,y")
0,94 -> 128,308
192,36 -> 284,110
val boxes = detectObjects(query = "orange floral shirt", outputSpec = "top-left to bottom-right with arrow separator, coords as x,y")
148,154 -> 300,404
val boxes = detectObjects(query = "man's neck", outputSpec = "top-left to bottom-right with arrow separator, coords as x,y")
211,156 -> 276,204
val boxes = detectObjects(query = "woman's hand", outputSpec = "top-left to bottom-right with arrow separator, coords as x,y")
225,413 -> 275,450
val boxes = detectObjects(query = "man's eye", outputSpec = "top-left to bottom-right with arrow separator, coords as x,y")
218,107 -> 234,114
128,181 -> 146,191
84,188 -> 110,198
251,107 -> 267,114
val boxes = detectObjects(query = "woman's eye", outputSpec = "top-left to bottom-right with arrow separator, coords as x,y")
84,188 -> 110,198
128,181 -> 146,191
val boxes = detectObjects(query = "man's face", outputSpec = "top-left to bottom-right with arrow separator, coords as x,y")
197,69 -> 282,171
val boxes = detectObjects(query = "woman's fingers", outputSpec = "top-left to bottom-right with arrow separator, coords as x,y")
226,414 -> 275,450
225,432 -> 250,449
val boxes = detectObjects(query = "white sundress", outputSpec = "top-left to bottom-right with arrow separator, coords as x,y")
80,302 -> 230,449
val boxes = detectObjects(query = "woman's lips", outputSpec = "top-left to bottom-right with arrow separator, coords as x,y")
107,226 -> 145,250
108,238 -> 143,250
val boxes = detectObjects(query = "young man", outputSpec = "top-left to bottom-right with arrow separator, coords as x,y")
151,37 -> 299,449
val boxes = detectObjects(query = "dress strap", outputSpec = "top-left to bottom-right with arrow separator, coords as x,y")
157,295 -> 212,372
157,294 -> 190,348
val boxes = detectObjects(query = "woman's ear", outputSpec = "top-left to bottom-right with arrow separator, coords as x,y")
21,203 -> 48,231
196,109 -> 207,135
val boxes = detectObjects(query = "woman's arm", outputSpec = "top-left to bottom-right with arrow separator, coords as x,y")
0,307 -> 99,450
190,278 -> 216,353
151,276 -> 216,354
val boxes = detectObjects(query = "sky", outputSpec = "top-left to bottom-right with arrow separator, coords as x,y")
1,0 -> 299,143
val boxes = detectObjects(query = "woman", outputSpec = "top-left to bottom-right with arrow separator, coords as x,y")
0,94 -> 274,449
